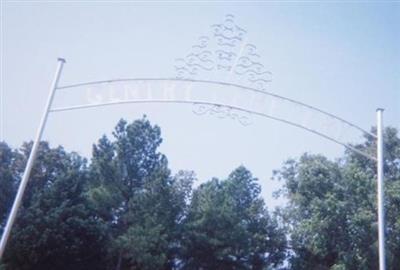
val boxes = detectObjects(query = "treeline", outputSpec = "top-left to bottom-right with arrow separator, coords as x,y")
0,117 -> 399,270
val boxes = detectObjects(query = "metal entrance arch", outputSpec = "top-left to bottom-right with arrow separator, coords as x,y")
0,58 -> 386,270
53,77 -> 376,160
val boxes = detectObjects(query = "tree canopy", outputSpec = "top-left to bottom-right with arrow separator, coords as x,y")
1,118 -> 399,270
181,167 -> 286,269
273,127 -> 400,269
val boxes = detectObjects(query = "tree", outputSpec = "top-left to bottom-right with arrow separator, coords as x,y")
1,142 -> 108,270
344,127 -> 400,269
273,127 -> 400,270
0,142 -> 22,232
181,166 -> 287,270
89,117 -> 193,270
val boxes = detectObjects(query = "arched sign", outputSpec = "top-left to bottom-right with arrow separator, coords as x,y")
0,15 -> 386,270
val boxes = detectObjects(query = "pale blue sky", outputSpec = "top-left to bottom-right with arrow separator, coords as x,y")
1,1 -> 399,208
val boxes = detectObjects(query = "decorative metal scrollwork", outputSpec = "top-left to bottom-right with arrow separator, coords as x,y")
175,14 -> 272,90
175,14 -> 272,125
192,103 -> 253,126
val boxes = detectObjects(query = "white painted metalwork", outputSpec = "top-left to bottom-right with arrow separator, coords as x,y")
0,59 -> 386,270
56,78 -> 377,139
50,98 -> 376,162
0,58 -> 66,259
377,108 -> 385,270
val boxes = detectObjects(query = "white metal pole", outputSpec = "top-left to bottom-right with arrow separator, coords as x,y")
376,108 -> 386,270
0,58 -> 66,260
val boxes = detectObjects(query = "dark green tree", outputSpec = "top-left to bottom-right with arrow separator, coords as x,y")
0,142 -> 22,232
89,117 -> 193,270
181,166 -> 287,270
1,142 -> 108,270
274,127 -> 400,270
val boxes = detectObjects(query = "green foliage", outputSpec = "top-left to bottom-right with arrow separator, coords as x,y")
3,118 -> 396,270
0,142 -> 22,231
182,166 -> 286,270
89,117 -> 194,270
274,127 -> 400,270
1,142 -> 108,270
